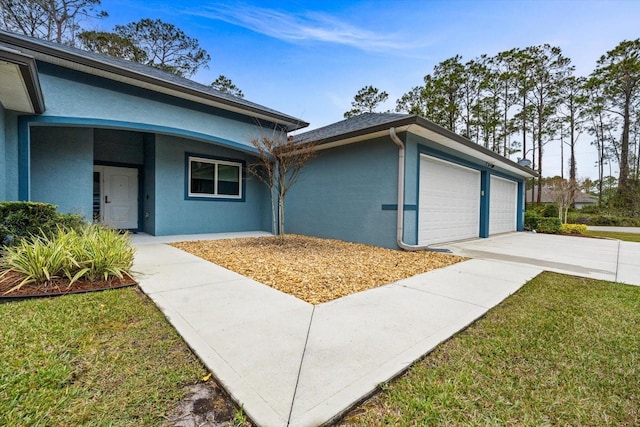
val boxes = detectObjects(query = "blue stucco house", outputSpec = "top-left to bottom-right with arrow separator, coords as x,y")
0,30 -> 535,249
0,30 -> 307,236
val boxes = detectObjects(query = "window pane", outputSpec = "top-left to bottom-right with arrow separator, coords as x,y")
218,164 -> 240,196
190,161 -> 214,194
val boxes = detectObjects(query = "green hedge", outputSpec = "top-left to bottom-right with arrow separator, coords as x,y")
0,201 -> 85,246
524,212 -> 561,234
567,212 -> 640,227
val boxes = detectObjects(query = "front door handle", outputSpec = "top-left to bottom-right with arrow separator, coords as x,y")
105,195 -> 111,204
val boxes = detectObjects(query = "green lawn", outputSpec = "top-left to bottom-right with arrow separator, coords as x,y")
342,272 -> 640,426
0,288 -> 209,426
584,229 -> 640,242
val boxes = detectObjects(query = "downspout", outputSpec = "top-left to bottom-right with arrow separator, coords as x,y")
389,127 -> 450,252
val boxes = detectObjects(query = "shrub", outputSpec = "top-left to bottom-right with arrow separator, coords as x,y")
524,211 -> 539,231
578,205 -> 604,214
1,225 -> 134,293
58,212 -> 86,231
560,224 -> 587,234
0,201 -> 86,246
566,212 -> 640,227
525,212 -> 561,233
542,204 -> 559,218
0,202 -> 59,245
535,217 -> 562,234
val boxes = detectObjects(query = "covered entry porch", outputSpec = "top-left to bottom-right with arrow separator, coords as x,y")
21,119 -> 270,236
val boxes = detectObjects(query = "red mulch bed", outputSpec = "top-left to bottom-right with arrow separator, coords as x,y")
0,270 -> 137,299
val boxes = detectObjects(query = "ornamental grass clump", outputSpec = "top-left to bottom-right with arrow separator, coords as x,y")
0,224 -> 134,294
74,224 -> 135,282
0,231 -> 83,293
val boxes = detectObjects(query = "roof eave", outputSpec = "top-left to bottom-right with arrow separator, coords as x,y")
300,115 -> 537,178
0,46 -> 45,114
412,116 -> 538,178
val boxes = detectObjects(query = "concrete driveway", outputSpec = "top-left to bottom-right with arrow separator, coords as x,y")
440,232 -> 640,286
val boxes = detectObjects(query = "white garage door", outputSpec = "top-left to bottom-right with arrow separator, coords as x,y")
489,175 -> 517,235
418,155 -> 480,245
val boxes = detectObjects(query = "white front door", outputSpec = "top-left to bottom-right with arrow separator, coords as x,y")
94,165 -> 138,229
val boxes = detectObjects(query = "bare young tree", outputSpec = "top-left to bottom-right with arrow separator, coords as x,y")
248,131 -> 316,238
547,177 -> 579,223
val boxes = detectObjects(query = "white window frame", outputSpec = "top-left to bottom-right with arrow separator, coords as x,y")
188,156 -> 243,199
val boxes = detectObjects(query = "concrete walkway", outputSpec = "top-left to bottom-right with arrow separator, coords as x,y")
130,231 -> 639,427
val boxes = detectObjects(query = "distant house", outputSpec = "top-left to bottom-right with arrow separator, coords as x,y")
526,187 -> 598,209
1,30 -> 536,248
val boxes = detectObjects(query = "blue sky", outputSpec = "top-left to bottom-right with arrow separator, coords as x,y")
93,0 -> 640,179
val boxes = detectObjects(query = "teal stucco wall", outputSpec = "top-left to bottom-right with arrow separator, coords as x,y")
3,111 -> 19,201
142,134 -> 156,235
285,136 -> 401,249
35,63 -> 271,150
30,126 -> 93,217
151,134 -> 268,235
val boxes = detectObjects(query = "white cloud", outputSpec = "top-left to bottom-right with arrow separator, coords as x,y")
186,3 -> 416,52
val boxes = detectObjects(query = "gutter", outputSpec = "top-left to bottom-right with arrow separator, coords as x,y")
389,127 -> 450,252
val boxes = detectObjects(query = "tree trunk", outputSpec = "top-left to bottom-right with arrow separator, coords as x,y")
536,110 -> 543,205
278,193 -> 285,238
569,114 -> 577,208
270,188 -> 277,236
560,125 -> 564,180
619,94 -> 631,191
503,86 -> 509,156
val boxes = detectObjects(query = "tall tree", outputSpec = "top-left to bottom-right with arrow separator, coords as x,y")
210,75 -> 244,98
0,0 -> 48,38
489,51 -> 518,157
344,85 -> 389,118
78,30 -> 145,61
526,45 -> 572,204
558,75 -> 587,204
395,86 -> 426,115
432,55 -> 466,132
113,18 -> 210,77
459,57 -> 485,142
0,0 -> 107,45
591,39 -> 640,199
584,77 -> 618,205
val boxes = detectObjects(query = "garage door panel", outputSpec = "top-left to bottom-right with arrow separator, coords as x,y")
489,176 -> 517,235
418,156 -> 480,245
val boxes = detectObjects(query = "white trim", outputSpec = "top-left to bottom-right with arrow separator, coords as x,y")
188,156 -> 243,199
